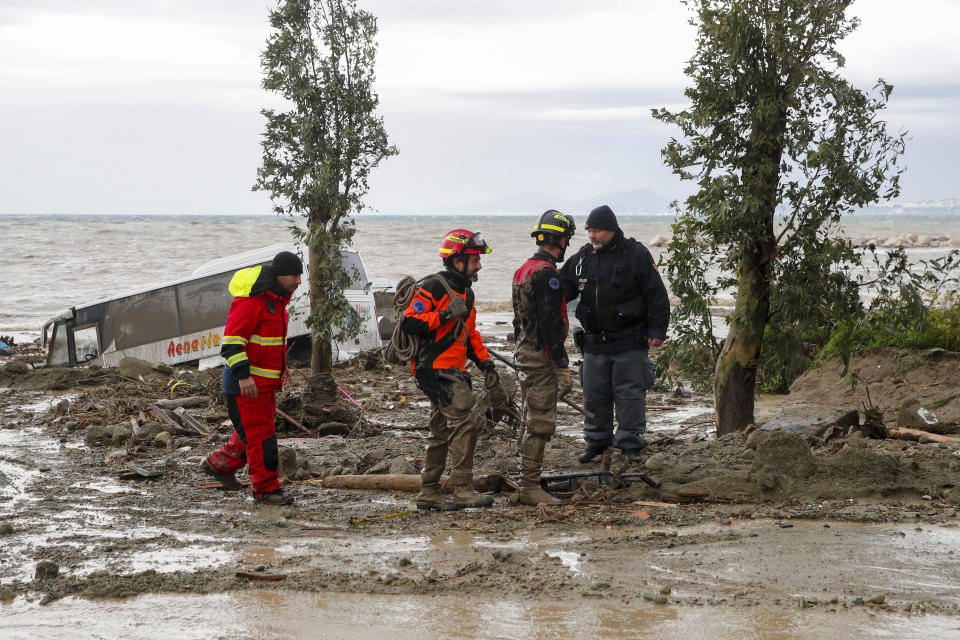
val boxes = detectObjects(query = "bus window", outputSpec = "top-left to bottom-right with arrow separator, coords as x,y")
340,252 -> 368,290
177,271 -> 233,334
103,287 -> 180,349
49,322 -> 70,366
72,324 -> 100,364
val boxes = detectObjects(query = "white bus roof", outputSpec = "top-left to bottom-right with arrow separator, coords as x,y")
42,243 -> 361,327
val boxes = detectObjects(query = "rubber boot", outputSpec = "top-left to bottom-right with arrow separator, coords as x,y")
416,442 -> 449,511
514,435 -> 560,506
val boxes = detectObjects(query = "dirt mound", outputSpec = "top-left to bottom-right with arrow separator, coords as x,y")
746,431 -> 815,490
0,366 -> 123,391
789,348 -> 960,426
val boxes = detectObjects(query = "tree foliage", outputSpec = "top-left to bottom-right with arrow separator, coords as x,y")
254,0 -> 397,375
653,0 -> 906,433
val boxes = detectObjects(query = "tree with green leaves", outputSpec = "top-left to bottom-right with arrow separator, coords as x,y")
255,0 -> 397,380
653,0 -> 906,434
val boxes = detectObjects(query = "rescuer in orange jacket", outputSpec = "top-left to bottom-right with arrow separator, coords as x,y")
402,229 -> 500,510
201,251 -> 302,506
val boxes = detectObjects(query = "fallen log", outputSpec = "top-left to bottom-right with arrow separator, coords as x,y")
887,427 -> 960,445
153,396 -> 209,410
319,472 -> 511,493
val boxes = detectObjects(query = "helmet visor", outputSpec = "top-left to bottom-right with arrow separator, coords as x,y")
467,232 -> 492,254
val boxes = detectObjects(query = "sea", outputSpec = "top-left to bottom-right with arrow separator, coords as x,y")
1,212 -> 959,339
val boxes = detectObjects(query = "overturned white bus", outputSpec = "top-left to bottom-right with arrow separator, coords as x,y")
42,244 -> 395,369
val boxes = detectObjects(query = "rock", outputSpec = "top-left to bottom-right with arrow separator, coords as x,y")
649,234 -> 671,247
0,523 -> 14,536
0,587 -> 14,602
154,432 -> 172,448
2,362 -> 29,374
645,453 -> 668,472
659,585 -> 672,595
367,447 -> 387,461
946,487 -> 960,505
740,449 -> 755,461
118,357 -> 168,380
279,447 -> 297,479
63,420 -> 80,432
85,424 -> 113,444
653,595 -> 669,604
50,399 -> 70,418
110,424 -> 132,446
760,405 -> 859,438
897,398 -> 939,428
136,423 -> 166,439
844,435 -> 869,449
365,461 -> 389,474
35,560 -> 59,580
867,593 -> 886,605
387,455 -> 416,475
152,362 -> 174,375
398,557 -> 413,567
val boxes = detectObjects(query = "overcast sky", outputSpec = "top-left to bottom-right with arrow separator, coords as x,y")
1,0 -> 958,215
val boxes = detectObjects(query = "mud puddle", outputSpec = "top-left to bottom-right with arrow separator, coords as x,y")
3,590 -> 959,640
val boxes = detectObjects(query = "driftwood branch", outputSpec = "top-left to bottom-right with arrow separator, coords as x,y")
887,427 -> 960,444
152,396 -> 210,410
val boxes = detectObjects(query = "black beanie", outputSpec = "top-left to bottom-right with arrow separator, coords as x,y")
272,251 -> 303,276
586,205 -> 619,231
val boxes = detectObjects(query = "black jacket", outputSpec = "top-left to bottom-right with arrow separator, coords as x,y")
512,249 -> 569,368
559,230 -> 669,353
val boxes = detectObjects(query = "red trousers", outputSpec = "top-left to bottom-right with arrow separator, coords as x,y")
206,392 -> 279,497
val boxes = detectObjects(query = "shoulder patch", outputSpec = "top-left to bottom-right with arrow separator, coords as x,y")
412,300 -> 426,313
548,277 -> 561,290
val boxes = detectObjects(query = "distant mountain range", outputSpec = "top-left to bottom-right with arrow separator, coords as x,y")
440,188 -> 673,215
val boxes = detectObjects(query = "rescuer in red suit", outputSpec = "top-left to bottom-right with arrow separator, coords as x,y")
201,251 -> 302,505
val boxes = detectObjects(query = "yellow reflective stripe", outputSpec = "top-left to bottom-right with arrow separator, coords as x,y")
226,353 -> 248,367
250,366 -> 281,379
249,335 -> 285,346
222,336 -> 248,345
539,224 -> 566,232
439,247 -> 453,254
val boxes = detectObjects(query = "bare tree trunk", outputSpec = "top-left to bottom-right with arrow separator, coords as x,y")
308,243 -> 334,376
714,246 -> 771,434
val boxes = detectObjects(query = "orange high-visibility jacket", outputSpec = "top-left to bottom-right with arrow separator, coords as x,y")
401,270 -> 490,374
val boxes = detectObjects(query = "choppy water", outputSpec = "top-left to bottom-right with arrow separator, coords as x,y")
1,213 -> 959,332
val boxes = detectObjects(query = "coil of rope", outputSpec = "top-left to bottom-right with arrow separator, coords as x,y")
384,274 -> 465,365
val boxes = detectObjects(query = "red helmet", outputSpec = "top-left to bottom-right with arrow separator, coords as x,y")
438,229 -> 492,259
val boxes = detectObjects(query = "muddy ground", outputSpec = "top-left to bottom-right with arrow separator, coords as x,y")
2,336 -> 960,621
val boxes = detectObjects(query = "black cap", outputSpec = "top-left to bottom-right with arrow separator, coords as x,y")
585,205 -> 619,231
272,251 -> 303,276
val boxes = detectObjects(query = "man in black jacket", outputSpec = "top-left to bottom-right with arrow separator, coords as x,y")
559,205 -> 669,463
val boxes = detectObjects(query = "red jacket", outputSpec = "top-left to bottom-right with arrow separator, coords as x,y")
221,265 -> 291,393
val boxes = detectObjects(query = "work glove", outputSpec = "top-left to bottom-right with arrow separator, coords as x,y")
439,295 -> 467,323
557,367 -> 573,397
481,360 -> 500,389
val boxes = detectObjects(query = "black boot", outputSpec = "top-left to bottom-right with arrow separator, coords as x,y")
578,444 -> 608,464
